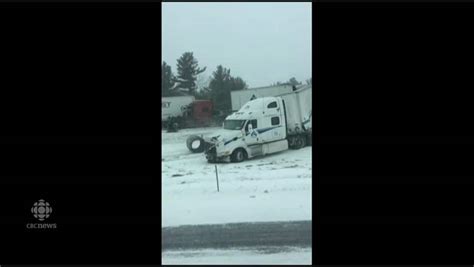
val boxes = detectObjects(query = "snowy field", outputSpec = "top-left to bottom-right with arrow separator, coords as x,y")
162,127 -> 312,227
162,127 -> 312,264
162,247 -> 312,265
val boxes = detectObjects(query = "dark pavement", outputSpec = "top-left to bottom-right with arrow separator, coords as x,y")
162,220 -> 312,251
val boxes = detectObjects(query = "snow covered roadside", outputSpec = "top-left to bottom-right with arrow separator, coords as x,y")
162,247 -> 312,265
162,128 -> 312,227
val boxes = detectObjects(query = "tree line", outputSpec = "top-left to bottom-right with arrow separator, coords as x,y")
162,51 -> 312,113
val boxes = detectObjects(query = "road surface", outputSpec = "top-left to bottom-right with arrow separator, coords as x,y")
162,220 -> 311,251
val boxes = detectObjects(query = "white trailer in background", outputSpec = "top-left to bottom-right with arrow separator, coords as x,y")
162,95 -> 195,122
201,85 -> 312,163
230,84 -> 295,112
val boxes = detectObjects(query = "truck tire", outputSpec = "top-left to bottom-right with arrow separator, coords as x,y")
295,135 -> 306,149
186,135 -> 205,153
307,133 -> 312,146
288,136 -> 297,149
230,148 -> 247,163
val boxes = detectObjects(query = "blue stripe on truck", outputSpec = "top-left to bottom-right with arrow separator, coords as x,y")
223,126 -> 283,146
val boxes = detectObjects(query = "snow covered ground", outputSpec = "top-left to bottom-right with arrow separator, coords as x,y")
162,247 -> 312,265
162,127 -> 312,227
162,127 -> 312,264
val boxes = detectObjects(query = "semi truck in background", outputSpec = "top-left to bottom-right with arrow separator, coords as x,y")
162,96 -> 213,128
190,85 -> 311,163
162,96 -> 194,122
165,84 -> 299,130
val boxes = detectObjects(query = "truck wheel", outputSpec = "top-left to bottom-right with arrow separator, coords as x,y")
295,135 -> 306,149
307,133 -> 312,146
288,136 -> 297,149
231,148 -> 247,163
186,135 -> 205,153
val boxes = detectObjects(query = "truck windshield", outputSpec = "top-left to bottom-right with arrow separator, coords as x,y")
224,120 -> 245,130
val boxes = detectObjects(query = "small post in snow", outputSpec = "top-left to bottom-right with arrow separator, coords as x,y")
215,165 -> 220,192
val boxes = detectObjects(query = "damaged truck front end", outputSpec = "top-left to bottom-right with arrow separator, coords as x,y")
205,145 -> 218,163
204,136 -> 232,163
186,133 -> 232,163
186,120 -> 247,163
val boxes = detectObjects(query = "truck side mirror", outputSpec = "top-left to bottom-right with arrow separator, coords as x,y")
248,123 -> 253,133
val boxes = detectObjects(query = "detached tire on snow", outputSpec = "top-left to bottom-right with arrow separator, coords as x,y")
186,135 -> 206,153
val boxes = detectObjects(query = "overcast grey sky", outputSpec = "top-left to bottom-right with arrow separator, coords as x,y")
162,2 -> 312,88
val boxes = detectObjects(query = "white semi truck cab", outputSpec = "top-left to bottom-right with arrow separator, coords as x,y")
204,86 -> 312,163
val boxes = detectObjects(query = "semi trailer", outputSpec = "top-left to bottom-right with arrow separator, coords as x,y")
195,85 -> 311,163
162,96 -> 213,128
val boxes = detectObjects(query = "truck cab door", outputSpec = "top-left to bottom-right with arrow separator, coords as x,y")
244,119 -> 259,145
244,119 -> 263,157
268,116 -> 284,141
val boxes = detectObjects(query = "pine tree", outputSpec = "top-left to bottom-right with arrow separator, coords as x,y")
288,77 -> 302,86
209,65 -> 231,112
175,52 -> 206,95
230,77 -> 248,91
161,61 -> 176,97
